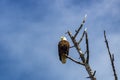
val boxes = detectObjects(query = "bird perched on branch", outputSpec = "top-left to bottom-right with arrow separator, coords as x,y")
58,36 -> 70,64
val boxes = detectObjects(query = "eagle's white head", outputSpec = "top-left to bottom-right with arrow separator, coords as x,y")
61,36 -> 67,41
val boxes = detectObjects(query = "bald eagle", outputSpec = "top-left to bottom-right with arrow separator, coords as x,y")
58,36 -> 70,64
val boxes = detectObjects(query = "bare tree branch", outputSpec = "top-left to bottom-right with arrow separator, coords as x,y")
78,30 -> 86,45
69,45 -> 75,48
66,15 -> 96,80
85,31 -> 89,64
67,31 -> 85,62
67,31 -> 82,58
65,54 -> 85,65
104,30 -> 118,80
73,14 -> 87,39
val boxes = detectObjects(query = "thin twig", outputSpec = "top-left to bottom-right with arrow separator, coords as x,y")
104,30 -> 118,80
65,54 -> 85,65
69,45 -> 75,48
78,30 -> 86,45
85,31 -> 89,64
74,14 -> 87,39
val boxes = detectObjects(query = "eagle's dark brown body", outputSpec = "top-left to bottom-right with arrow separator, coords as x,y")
58,40 -> 70,64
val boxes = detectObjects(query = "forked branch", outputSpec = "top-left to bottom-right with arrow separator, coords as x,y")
66,15 -> 96,80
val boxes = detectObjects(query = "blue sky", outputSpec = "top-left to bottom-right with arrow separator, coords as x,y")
0,0 -> 120,80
